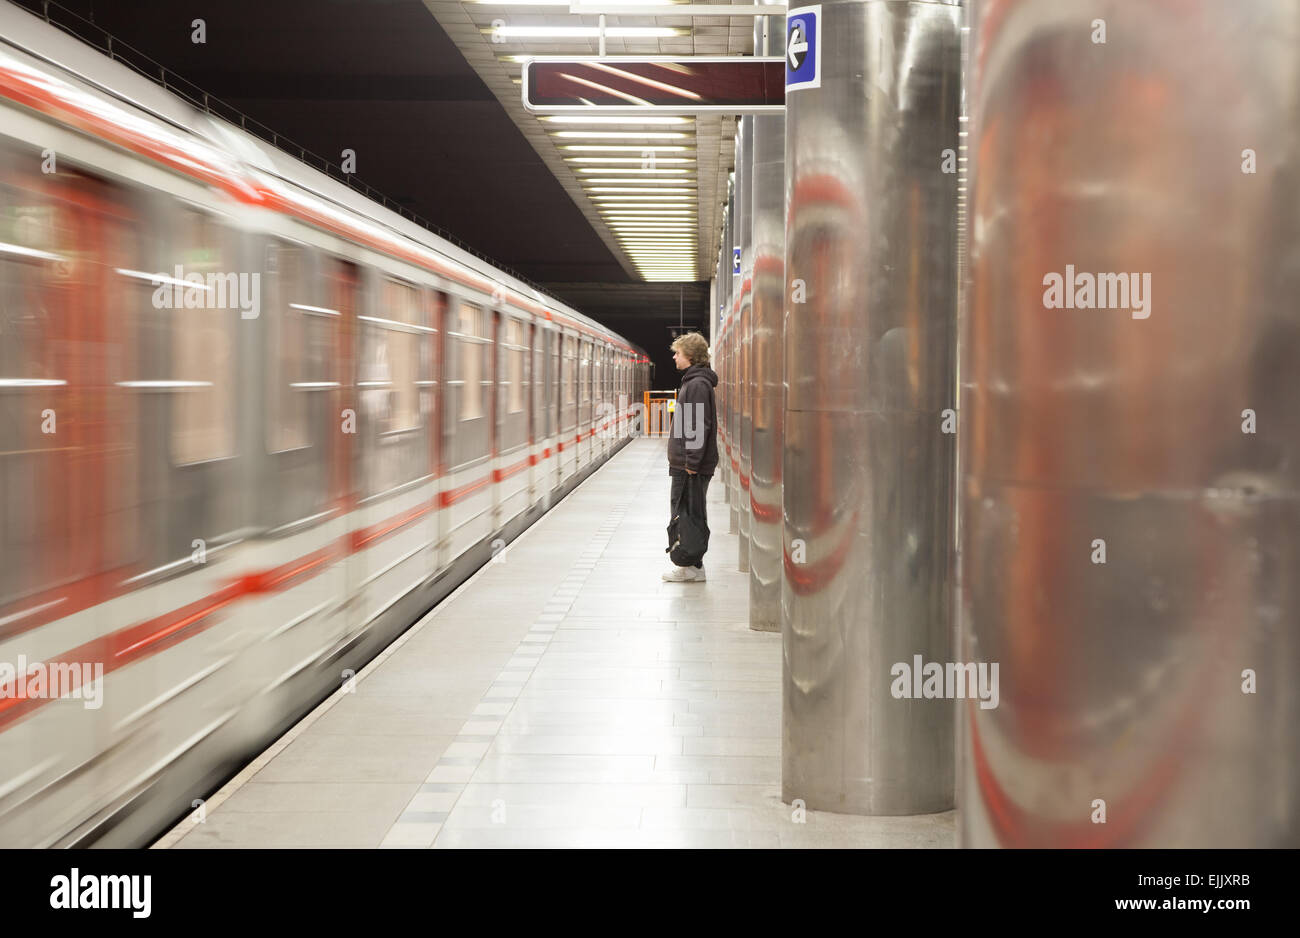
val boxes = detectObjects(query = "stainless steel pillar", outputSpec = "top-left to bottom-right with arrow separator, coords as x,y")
960,0 -> 1300,847
782,0 -> 961,814
727,170 -> 741,535
718,244 -> 732,502
708,276 -> 717,362
737,117 -> 755,573
748,9 -> 785,632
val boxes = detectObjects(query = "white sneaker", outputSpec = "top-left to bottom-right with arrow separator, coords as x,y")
662,564 -> 702,582
691,565 -> 706,582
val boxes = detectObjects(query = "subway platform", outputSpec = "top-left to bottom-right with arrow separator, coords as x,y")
154,438 -> 954,849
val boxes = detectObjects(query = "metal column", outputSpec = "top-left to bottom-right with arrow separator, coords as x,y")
737,117 -> 755,572
715,237 -> 730,501
727,170 -> 741,535
960,0 -> 1300,847
749,7 -> 785,632
782,0 -> 962,814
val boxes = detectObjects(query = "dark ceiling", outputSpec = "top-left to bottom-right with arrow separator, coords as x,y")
14,0 -> 707,379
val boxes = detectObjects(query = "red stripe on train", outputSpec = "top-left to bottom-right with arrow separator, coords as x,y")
493,457 -> 530,482
439,475 -> 491,508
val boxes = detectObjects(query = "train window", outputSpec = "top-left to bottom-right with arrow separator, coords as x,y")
266,243 -> 335,453
0,179 -> 68,603
506,318 -> 525,414
1,169 -> 142,602
562,334 -> 575,405
382,278 -> 421,433
579,340 -> 590,404
0,192 -> 59,382
459,301 -> 483,420
171,210 -> 236,465
358,277 -> 422,435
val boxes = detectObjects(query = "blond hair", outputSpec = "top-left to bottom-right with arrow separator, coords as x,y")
671,332 -> 710,366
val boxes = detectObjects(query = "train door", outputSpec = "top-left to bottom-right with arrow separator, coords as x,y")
328,257 -> 360,640
261,242 -> 336,531
527,318 -> 538,504
429,288 -> 446,571
0,165 -> 137,627
489,307 -> 501,532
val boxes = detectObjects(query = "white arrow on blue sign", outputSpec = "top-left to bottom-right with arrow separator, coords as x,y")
786,5 -> 822,92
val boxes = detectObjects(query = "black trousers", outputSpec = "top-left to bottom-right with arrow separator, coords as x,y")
668,469 -> 711,567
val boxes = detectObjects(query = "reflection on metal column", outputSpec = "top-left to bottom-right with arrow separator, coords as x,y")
961,0 -> 1300,847
737,116 -> 755,573
726,175 -> 740,534
749,9 -> 786,633
715,232 -> 730,502
782,0 -> 961,814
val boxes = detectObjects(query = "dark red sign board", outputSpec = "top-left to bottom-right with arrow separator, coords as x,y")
523,57 -> 785,114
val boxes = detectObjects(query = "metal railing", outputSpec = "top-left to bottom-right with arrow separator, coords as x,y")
642,390 -> 677,437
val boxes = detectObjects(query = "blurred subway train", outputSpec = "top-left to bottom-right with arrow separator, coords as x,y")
0,4 -> 650,847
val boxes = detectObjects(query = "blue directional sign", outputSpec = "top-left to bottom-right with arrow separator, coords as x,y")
786,5 -> 822,92
733,247 -> 741,275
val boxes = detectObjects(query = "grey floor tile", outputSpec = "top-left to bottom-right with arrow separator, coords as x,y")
218,781 -> 419,816
255,734 -> 454,783
173,810 -> 400,848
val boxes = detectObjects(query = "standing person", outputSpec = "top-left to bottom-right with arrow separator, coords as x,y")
663,332 -> 718,582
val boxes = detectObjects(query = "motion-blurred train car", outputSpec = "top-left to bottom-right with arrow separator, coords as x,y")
0,3 -> 649,847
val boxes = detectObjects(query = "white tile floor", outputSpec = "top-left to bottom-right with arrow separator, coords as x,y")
161,438 -> 955,849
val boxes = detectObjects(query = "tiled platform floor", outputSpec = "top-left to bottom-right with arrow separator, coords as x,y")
158,438 -> 954,849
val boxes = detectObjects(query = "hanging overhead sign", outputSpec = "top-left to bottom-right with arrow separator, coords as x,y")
522,57 -> 786,115
786,5 -> 822,92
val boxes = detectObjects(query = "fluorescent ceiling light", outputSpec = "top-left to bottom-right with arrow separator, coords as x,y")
487,26 -> 681,38
542,116 -> 691,125
470,0 -> 683,4
552,131 -> 687,139
603,209 -> 696,214
569,157 -> 692,164
577,167 -> 688,175
583,178 -> 697,185
562,145 -> 690,152
586,187 -> 696,193
593,192 -> 694,198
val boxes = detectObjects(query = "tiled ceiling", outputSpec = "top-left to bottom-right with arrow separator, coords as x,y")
422,1 -> 757,281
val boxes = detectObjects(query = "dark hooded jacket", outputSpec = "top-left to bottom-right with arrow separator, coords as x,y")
667,362 -> 719,476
